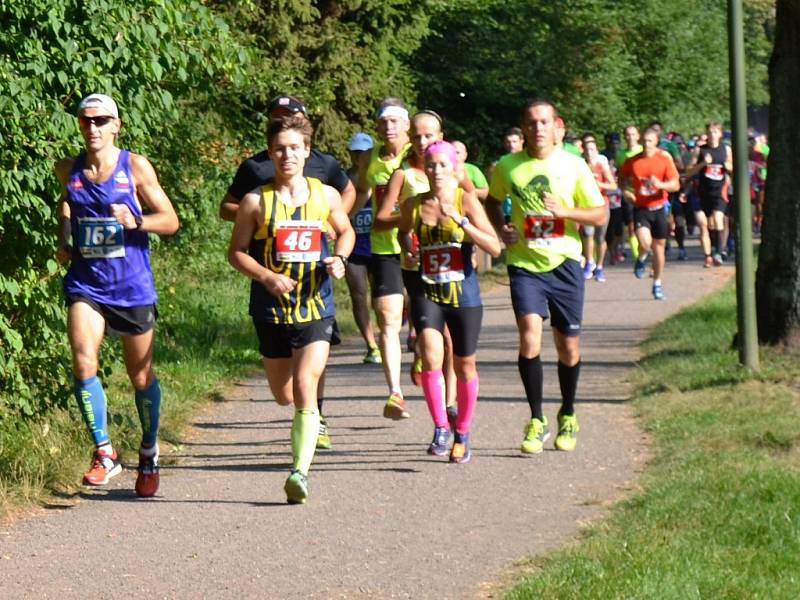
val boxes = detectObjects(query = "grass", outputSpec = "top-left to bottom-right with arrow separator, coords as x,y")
503,283 -> 800,599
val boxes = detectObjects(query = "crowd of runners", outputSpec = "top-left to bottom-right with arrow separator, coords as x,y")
56,92 -> 766,505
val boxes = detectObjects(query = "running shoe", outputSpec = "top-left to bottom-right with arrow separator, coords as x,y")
712,252 -> 724,266
446,405 -> 458,432
135,444 -> 160,498
450,432 -> 471,464
410,355 -> 423,387
633,258 -> 646,279
362,345 -> 382,364
613,251 -> 625,264
383,392 -> 410,420
582,260 -> 596,280
704,255 -> 714,268
594,267 -> 606,283
83,446 -> 122,486
427,426 -> 451,456
652,283 -> 665,300
316,417 -> 331,450
554,412 -> 580,452
284,470 -> 308,505
520,417 -> 550,454
678,248 -> 688,261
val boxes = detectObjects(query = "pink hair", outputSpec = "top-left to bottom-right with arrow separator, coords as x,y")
424,140 -> 458,169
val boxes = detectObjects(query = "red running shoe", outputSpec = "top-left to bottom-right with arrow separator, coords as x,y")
135,444 -> 160,498
83,446 -> 122,486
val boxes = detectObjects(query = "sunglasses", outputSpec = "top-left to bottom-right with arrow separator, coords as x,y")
78,115 -> 115,128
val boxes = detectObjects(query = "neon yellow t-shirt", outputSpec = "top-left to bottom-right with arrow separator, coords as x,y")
489,148 -> 604,273
368,143 -> 411,255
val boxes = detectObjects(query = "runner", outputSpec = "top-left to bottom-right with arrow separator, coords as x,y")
55,93 -> 179,497
580,133 -> 615,282
502,127 -> 524,154
453,140 -> 489,202
616,125 -> 644,261
344,132 -> 381,364
227,114 -> 354,504
487,98 -> 606,454
398,140 -> 501,462
355,98 -> 412,419
219,95 -> 351,449
618,127 -> 680,300
684,121 -> 733,267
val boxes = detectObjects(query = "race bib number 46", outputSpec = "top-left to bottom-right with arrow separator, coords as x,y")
524,212 -> 565,248
78,217 -> 125,258
275,220 -> 323,262
421,243 -> 464,284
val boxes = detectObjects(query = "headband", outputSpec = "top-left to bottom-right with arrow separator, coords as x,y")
377,105 -> 409,121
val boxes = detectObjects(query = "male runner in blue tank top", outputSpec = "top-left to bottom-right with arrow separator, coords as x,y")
55,93 -> 179,497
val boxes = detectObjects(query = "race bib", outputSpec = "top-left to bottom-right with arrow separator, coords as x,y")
638,177 -> 658,196
704,164 -> 725,181
78,217 -> 125,258
274,220 -> 322,262
524,212 -> 565,248
352,207 -> 372,235
421,243 -> 464,284
607,189 -> 623,209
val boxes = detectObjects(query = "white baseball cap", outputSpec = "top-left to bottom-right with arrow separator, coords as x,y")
78,93 -> 119,118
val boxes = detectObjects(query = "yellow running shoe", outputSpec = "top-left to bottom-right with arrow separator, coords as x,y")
554,412 -> 580,452
383,392 -> 410,420
284,470 -> 308,505
520,416 -> 550,454
316,417 -> 331,450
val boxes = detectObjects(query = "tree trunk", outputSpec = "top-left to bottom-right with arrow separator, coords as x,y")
756,0 -> 800,346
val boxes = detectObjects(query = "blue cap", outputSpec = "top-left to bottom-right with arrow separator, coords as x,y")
348,132 -> 374,151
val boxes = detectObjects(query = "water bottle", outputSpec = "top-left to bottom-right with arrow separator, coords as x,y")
502,194 -> 512,224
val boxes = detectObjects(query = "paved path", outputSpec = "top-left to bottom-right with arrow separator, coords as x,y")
1,245 -> 732,599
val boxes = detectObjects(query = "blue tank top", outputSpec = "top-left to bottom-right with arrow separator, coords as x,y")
351,198 -> 372,258
63,150 -> 156,307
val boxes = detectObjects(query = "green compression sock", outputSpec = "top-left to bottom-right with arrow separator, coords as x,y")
291,409 -> 320,475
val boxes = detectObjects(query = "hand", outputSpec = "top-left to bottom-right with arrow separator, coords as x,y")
646,176 -> 661,191
56,243 -> 72,265
404,249 -> 420,269
703,153 -> 713,165
542,192 -> 565,218
679,192 -> 688,204
323,255 -> 346,279
261,271 -> 296,297
110,203 -> 137,229
501,223 -> 519,245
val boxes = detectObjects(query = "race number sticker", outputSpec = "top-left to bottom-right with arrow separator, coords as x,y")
78,217 -> 125,258
421,243 -> 464,284
704,164 -> 725,181
638,177 -> 658,196
524,212 -> 565,248
607,189 -> 623,209
352,207 -> 372,235
274,220 -> 323,262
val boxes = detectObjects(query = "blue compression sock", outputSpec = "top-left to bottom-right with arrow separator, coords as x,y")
74,376 -> 109,446
135,378 -> 162,447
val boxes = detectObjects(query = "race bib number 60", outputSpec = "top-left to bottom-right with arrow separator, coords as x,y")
421,243 -> 464,284
78,217 -> 125,258
275,220 -> 323,262
524,212 -> 565,248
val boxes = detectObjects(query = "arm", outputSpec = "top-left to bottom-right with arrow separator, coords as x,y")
599,161 -> 617,191
684,147 -> 704,178
397,186 -> 417,261
322,186 -> 355,280
725,145 -> 733,174
120,154 -> 179,235
219,191 -> 241,222
339,179 -> 357,215
373,167 -> 405,231
543,194 -> 607,227
457,191 -> 501,257
227,192 -> 296,297
54,158 -> 73,264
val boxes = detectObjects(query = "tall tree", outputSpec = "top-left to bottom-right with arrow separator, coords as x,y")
756,0 -> 800,346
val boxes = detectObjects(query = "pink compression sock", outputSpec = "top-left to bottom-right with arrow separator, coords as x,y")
455,375 -> 479,434
421,369 -> 448,428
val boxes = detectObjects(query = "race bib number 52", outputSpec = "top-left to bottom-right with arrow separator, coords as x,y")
524,212 -> 565,248
78,217 -> 125,258
274,220 -> 323,262
421,243 -> 464,284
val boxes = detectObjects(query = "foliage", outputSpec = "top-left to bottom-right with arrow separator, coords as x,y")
413,0 -> 774,167
0,0 -> 248,416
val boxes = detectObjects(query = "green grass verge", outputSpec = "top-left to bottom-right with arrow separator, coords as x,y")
0,234 -> 357,518
503,284 -> 800,599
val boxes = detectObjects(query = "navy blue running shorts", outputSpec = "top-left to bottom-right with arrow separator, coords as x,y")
66,294 -> 157,336
508,259 -> 584,337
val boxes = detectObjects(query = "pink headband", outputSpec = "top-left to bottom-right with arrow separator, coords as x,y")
424,140 -> 458,169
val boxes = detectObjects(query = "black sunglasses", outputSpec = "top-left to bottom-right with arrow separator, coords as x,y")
78,115 -> 115,128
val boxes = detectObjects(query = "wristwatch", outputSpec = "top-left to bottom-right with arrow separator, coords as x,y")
459,215 -> 470,228
336,254 -> 349,267
134,214 -> 143,230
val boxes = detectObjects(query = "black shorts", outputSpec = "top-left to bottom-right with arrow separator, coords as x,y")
348,253 -> 370,267
621,198 -> 634,226
368,254 -> 404,298
670,195 -> 689,220
634,206 -> 669,240
411,300 -> 483,357
66,294 -> 157,336
402,267 -> 425,321
606,207 -> 625,241
508,260 -> 584,336
253,316 -> 341,359
700,194 -> 727,217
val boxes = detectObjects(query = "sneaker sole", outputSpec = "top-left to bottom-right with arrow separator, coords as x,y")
284,478 -> 308,505
83,463 -> 123,486
554,439 -> 578,452
427,445 -> 449,456
450,450 -> 471,464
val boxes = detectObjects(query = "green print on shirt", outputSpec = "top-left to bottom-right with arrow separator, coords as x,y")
512,175 -> 551,213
